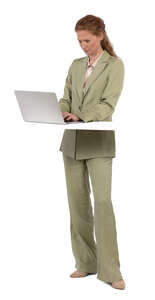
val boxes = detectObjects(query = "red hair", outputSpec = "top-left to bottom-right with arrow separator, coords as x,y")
75,14 -> 118,58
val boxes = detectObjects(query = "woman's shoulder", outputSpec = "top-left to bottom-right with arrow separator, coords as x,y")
107,54 -> 124,74
108,52 -> 123,63
72,56 -> 87,64
69,56 -> 87,72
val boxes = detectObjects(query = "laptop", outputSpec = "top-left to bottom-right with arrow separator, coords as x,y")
14,90 -> 84,124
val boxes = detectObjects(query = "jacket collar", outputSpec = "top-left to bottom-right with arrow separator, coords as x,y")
86,49 -> 110,65
78,49 -> 110,100
87,50 -> 105,68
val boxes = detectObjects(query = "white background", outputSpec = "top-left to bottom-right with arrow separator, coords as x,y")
0,0 -> 155,298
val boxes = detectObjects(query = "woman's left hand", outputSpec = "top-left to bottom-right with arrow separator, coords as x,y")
64,112 -> 81,122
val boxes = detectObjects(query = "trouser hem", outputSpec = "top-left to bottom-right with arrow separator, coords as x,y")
75,264 -> 97,274
97,273 -> 123,283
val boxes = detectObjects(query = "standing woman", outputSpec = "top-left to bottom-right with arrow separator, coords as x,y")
58,15 -> 125,289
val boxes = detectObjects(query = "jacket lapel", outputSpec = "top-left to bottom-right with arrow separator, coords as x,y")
78,49 -> 110,103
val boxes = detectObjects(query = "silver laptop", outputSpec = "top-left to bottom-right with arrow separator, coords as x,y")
14,90 -> 84,124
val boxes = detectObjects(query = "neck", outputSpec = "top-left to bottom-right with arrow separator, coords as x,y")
88,48 -> 104,63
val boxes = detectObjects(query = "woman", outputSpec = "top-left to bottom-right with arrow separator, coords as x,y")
58,15 -> 125,290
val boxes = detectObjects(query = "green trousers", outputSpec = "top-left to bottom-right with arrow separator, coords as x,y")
62,153 -> 123,283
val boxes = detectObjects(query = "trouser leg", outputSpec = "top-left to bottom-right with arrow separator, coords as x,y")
86,157 -> 123,283
62,153 -> 97,273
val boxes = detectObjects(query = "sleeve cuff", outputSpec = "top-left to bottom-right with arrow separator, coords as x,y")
58,103 -> 70,113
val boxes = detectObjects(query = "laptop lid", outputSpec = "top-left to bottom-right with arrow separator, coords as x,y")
14,90 -> 84,124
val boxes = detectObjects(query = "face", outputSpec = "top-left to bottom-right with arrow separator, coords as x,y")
76,30 -> 103,56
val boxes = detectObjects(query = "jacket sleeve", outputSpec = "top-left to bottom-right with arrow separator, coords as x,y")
78,58 -> 125,122
58,61 -> 73,113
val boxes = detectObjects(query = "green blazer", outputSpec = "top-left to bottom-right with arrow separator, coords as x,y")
58,49 -> 124,159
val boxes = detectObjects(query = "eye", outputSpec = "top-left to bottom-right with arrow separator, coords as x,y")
78,40 -> 90,43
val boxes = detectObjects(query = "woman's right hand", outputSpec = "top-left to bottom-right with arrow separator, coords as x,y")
62,112 -> 81,122
62,112 -> 70,120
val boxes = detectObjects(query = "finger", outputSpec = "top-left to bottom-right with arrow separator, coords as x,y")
66,117 -> 72,121
64,114 -> 71,120
64,113 -> 72,118
63,113 -> 70,117
64,116 -> 71,120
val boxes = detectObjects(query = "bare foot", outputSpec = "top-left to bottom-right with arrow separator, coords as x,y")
112,279 -> 126,289
70,270 -> 88,278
